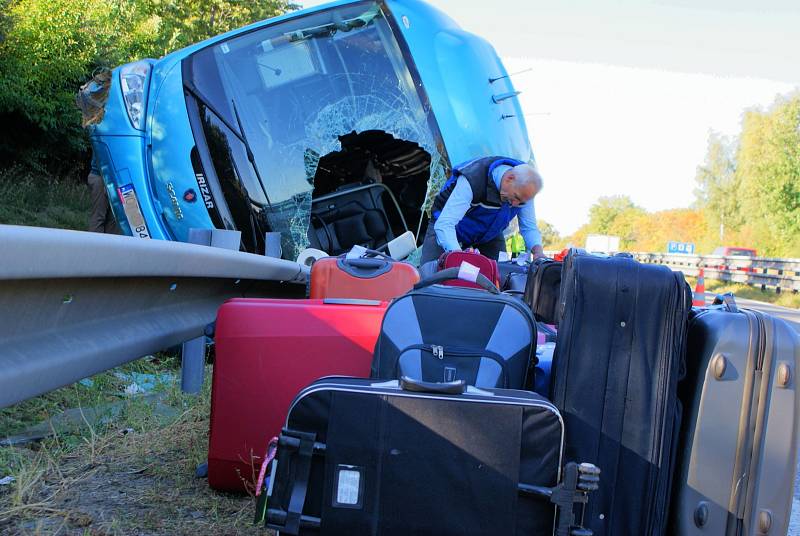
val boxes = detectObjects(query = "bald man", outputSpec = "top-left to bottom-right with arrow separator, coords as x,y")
420,156 -> 545,263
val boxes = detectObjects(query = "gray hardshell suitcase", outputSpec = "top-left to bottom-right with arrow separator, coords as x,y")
671,295 -> 800,535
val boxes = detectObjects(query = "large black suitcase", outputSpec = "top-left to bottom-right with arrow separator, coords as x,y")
259,376 -> 600,535
552,250 -> 691,536
371,268 -> 536,389
670,295 -> 800,535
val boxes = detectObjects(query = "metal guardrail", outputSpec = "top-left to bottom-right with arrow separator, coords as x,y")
631,252 -> 800,293
0,225 -> 308,408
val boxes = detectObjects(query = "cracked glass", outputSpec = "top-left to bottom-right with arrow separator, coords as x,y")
188,2 -> 447,260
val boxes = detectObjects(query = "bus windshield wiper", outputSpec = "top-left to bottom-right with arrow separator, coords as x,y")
283,5 -> 380,42
183,82 -> 246,146
229,99 -> 272,210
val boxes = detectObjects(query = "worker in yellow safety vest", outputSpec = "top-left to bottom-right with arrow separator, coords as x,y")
506,232 -> 526,256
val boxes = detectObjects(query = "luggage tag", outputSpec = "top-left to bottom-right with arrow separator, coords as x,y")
457,261 -> 481,282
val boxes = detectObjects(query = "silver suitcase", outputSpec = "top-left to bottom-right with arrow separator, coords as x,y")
672,295 -> 800,535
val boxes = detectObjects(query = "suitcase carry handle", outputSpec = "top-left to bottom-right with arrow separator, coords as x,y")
399,376 -> 467,394
338,248 -> 397,277
343,257 -> 388,269
337,256 -> 394,278
711,292 -> 739,313
414,267 -> 500,294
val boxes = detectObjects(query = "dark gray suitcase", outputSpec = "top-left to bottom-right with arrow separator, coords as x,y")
552,250 -> 692,536
524,258 -> 563,325
670,295 -> 800,535
260,376 -> 600,536
371,268 -> 536,389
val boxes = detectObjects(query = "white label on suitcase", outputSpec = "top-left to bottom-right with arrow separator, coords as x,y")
458,261 -> 481,282
336,466 -> 362,506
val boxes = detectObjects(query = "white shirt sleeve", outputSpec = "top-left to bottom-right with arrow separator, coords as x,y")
518,199 -> 542,250
433,176 -> 474,251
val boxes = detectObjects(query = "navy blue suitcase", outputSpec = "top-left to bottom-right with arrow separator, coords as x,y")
552,250 -> 691,536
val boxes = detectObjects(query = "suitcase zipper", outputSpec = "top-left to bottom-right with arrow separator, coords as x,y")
394,344 -> 510,388
375,289 -> 536,379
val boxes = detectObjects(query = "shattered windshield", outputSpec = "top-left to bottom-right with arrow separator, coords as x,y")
187,1 -> 447,260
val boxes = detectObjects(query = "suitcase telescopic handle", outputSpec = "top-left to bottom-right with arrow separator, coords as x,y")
342,257 -> 388,269
400,376 -> 467,395
414,267 -> 500,294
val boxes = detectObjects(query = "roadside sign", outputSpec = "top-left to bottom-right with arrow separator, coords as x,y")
667,241 -> 695,254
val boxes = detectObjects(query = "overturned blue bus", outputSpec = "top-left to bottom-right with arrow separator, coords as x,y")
85,0 -> 533,261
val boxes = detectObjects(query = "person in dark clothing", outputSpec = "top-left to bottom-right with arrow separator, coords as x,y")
420,156 -> 544,263
87,154 -> 119,234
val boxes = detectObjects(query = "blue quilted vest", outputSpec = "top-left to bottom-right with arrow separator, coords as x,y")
431,156 -> 524,246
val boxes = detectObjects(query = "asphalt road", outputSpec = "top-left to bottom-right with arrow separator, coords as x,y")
723,296 -> 800,534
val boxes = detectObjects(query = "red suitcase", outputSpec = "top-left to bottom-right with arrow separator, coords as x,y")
208,298 -> 388,492
309,251 -> 419,301
437,251 -> 500,289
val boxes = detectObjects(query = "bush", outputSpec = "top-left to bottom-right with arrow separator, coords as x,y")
0,166 -> 90,230
0,0 -> 296,175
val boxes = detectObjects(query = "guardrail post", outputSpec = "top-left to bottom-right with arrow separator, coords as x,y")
181,228 -> 241,393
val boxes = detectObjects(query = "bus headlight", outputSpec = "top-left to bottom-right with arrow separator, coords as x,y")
119,61 -> 151,130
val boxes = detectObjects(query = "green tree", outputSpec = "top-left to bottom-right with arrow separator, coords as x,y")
537,219 -> 560,248
587,195 -> 639,233
694,131 -> 740,242
585,195 -> 647,247
0,0 -> 296,173
735,94 -> 800,257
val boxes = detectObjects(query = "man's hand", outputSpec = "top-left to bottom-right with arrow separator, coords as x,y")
531,244 -> 546,260
464,247 -> 479,254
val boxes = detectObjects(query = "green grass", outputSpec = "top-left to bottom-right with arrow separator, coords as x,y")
0,355 -> 265,535
0,166 -> 90,230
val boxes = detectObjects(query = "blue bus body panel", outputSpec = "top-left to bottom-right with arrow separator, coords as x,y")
90,0 -> 534,242
147,60 -> 213,243
387,0 -> 533,164
89,62 -> 170,240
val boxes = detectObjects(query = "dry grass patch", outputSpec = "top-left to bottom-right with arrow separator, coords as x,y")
1,368 -> 271,535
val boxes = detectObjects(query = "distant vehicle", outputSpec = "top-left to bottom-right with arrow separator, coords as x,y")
82,0 -> 535,261
585,234 -> 620,254
711,246 -> 757,257
711,246 -> 758,273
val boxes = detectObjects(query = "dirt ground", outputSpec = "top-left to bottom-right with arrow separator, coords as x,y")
0,366 -> 274,535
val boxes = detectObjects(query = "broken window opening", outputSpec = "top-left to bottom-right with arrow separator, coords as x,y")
185,2 -> 448,261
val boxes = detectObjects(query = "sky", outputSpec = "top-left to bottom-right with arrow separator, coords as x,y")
300,0 -> 800,234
